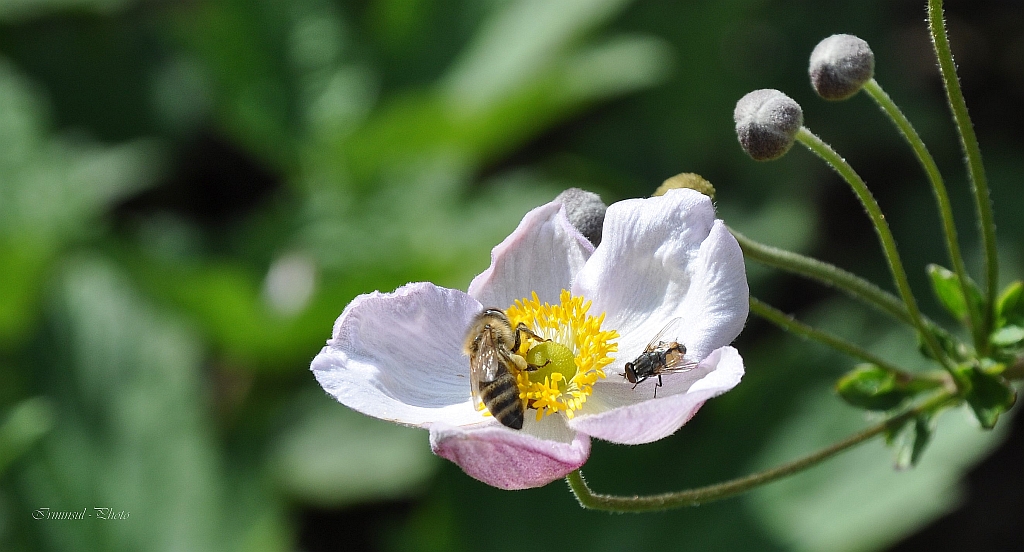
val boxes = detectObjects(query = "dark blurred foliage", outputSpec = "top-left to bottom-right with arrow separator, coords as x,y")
0,0 -> 1020,550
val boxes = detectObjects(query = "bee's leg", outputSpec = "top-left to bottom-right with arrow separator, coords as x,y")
524,359 -> 549,372
514,323 -> 549,344
510,354 -> 549,372
654,375 -> 663,398
512,323 -> 551,371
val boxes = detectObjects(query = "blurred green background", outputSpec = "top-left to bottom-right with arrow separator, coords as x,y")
0,0 -> 1020,550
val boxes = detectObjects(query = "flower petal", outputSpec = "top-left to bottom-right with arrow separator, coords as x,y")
567,346 -> 744,444
311,282 -> 487,428
430,414 -> 590,489
573,188 -> 748,364
670,219 -> 749,359
469,200 -> 594,308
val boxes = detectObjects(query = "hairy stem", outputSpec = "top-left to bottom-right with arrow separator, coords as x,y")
795,127 -> 957,376
566,391 -> 955,512
927,0 -> 997,350
862,78 -> 982,351
730,228 -> 954,348
749,296 -> 908,375
731,228 -> 909,323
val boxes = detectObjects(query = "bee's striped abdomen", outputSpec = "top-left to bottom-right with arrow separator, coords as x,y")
480,372 -> 524,430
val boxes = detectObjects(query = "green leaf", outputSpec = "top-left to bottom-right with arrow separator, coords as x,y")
990,325 -> 1024,348
0,397 -> 55,476
749,386 -> 1013,552
836,364 -> 912,411
0,61 -> 159,345
269,392 -> 438,507
917,328 -> 965,363
963,366 -> 1016,429
926,264 -> 982,322
894,414 -> 936,469
910,415 -> 936,467
21,257 -> 227,551
996,280 -> 1024,327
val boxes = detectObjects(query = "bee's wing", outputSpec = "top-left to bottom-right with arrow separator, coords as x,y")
644,317 -> 684,352
469,331 -> 504,407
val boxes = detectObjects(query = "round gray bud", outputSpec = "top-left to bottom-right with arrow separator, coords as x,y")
809,34 -> 874,101
734,89 -> 803,161
554,188 -> 606,246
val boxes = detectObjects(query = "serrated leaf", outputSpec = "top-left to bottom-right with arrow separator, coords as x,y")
963,366 -> 1017,429
836,364 -> 912,411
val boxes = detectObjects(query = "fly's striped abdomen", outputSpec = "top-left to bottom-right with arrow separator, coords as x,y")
479,371 -> 524,430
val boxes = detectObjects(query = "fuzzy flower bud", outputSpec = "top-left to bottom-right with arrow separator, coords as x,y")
554,187 -> 606,247
809,34 -> 875,101
734,89 -> 803,161
654,173 -> 715,200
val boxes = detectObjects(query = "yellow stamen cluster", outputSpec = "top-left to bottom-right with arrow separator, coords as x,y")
505,290 -> 618,421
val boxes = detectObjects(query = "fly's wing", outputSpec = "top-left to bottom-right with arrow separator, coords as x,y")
661,344 -> 698,374
644,317 -> 684,352
469,330 -> 504,408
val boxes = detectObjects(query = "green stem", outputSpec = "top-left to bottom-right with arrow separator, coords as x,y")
795,127 -> 957,375
731,228 -> 955,347
731,227 -> 910,324
928,0 -> 997,350
732,228 -> 958,352
862,78 -> 983,351
566,391 -> 955,512
749,297 -> 908,375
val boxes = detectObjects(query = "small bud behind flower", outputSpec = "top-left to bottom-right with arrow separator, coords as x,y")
734,89 -> 803,161
809,34 -> 875,101
555,187 -> 606,246
654,173 -> 715,200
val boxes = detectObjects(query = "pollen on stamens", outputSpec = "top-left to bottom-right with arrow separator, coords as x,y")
505,290 -> 619,421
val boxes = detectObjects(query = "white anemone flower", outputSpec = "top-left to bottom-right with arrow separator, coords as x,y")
311,189 -> 748,489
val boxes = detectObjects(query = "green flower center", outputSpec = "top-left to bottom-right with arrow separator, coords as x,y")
504,290 -> 619,420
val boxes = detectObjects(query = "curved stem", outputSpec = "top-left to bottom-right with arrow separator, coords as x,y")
730,228 -> 955,348
567,391 -> 955,512
795,127 -> 957,375
928,0 -> 998,350
749,296 -> 908,375
731,227 -> 910,324
862,78 -> 983,351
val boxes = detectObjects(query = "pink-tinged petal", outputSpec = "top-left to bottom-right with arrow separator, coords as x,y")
573,188 -> 748,364
567,346 -> 744,445
429,415 -> 590,489
311,282 -> 488,428
469,201 -> 594,309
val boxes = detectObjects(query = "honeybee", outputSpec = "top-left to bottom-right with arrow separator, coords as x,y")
463,308 -> 546,430
623,318 -> 697,398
